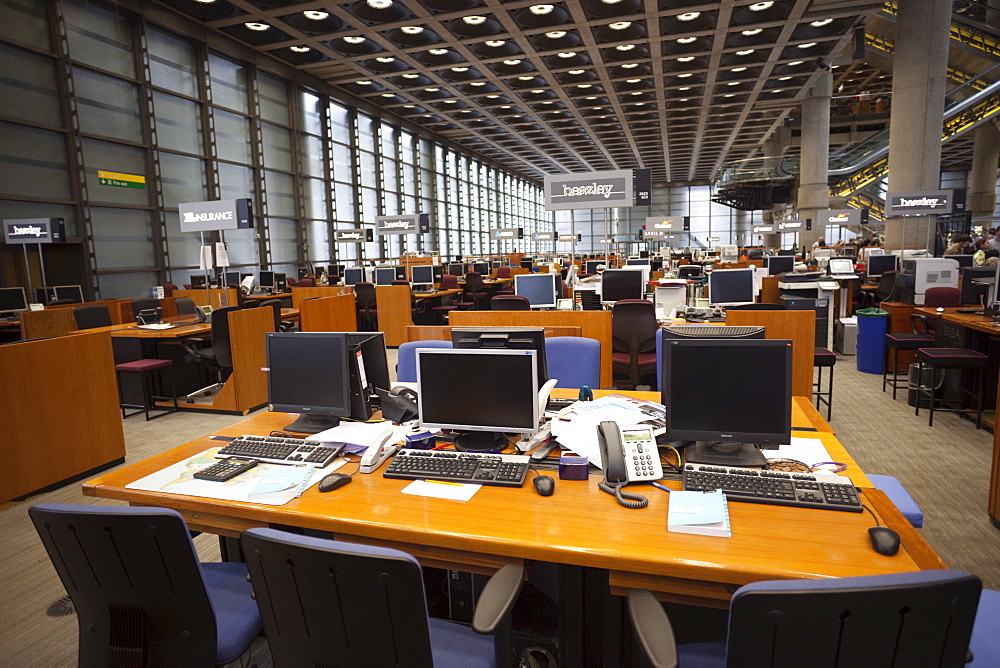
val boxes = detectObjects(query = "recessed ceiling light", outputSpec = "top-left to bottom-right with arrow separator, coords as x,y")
541,100 -> 554,104
194,0 -> 217,4
425,87 -> 440,91
451,66 -> 468,72
463,15 -> 487,25
530,89 -> 545,93
577,84 -> 592,88
381,92 -> 395,97
609,21 -> 632,30
500,105 -> 511,108
788,60 -> 803,66
677,12 -> 700,20
677,73 -> 692,78
798,42 -> 817,48
616,44 -> 636,51
601,0 -> 623,4
518,76 -> 535,80
677,36 -> 697,44
356,80 -> 373,85
503,59 -> 522,65
429,48 -> 448,55
750,1 -> 774,10
245,22 -> 269,31
724,93 -> 734,97
376,56 -> 395,63
568,69 -> 585,75
470,81 -> 485,86
530,4 -> 553,15
779,76 -> 791,80
401,26 -> 424,34
626,78 -> 641,83
344,36 -> 365,44
631,91 -> 643,95
622,63 -> 639,68
558,52 -> 576,58
402,73 -> 419,78
810,18 -> 833,27
303,10 -> 328,20
546,31 -> 567,39
403,104 -> 415,108
367,0 -> 392,8
741,28 -> 762,36
772,89 -> 782,93
290,45 -> 311,52
679,98 -> 688,102
727,81 -> 739,86
731,66 -> 747,72
677,56 -> 695,62
736,49 -> 755,55
678,86 -> 690,90
443,99 -> 456,103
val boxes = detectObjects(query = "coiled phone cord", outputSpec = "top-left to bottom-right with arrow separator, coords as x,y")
598,480 -> 649,509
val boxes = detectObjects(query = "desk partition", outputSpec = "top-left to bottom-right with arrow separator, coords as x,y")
375,284 -> 414,347
298,294 -> 357,333
725,309 -> 816,398
18,307 -> 76,339
291,286 -> 351,308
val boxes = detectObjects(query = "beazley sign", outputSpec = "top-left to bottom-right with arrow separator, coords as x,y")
544,170 -> 634,211
178,199 -> 252,233
885,190 -> 962,216
375,213 -> 430,236
3,218 -> 64,244
335,228 -> 374,243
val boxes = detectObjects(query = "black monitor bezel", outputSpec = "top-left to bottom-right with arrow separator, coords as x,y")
53,285 -> 84,303
866,254 -> 899,278
266,332 -> 352,430
600,269 -> 645,302
450,326 -> 549,383
0,287 -> 28,313
766,255 -> 795,276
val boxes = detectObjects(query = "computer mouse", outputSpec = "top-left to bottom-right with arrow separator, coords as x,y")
318,473 -> 352,492
868,526 -> 900,556
533,475 -> 555,497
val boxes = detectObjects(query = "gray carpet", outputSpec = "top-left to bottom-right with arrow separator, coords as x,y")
2,347 -> 999,664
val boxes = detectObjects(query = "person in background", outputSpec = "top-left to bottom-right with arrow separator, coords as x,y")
811,236 -> 827,248
868,233 -> 880,247
984,249 -> 999,267
973,238 -> 989,265
944,234 -> 973,255
987,229 -> 1000,253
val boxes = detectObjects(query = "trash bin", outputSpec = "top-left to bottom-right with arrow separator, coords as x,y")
856,307 -> 888,374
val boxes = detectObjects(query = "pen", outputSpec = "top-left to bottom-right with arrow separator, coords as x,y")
648,481 -> 672,493
425,480 -> 463,486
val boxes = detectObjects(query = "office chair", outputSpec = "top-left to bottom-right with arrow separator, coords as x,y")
627,569 -> 991,668
182,306 -> 238,402
353,281 -> 379,330
226,283 -> 248,308
162,282 -> 178,297
72,305 -> 112,330
440,273 -> 460,290
491,295 -> 531,310
396,339 -> 452,382
175,296 -> 199,316
463,272 -> 491,310
297,277 -> 315,287
259,298 -> 294,332
30,503 -> 262,668
865,269 -> 898,307
285,276 -> 297,287
924,286 -> 961,307
495,265 -> 512,279
129,297 -> 160,320
545,336 -> 600,389
240,528 -> 523,668
612,299 -> 659,389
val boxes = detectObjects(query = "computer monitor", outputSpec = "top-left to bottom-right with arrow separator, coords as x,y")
54,285 -> 84,303
374,267 -> 397,286
708,268 -> 755,305
661,338 -> 792,467
190,274 -> 208,288
491,261 -> 503,270
661,325 -> 765,340
626,258 -> 651,266
677,265 -> 703,278
866,254 -> 899,279
514,272 -> 559,309
0,287 -> 28,314
447,262 -> 464,276
520,259 -> 534,269
766,255 -> 795,276
411,264 -> 435,287
472,261 -> 490,275
344,267 -> 365,286
601,269 -> 644,302
35,287 -> 56,304
960,266 -> 995,306
585,260 -> 604,274
259,270 -> 275,290
827,258 -> 855,275
217,270 -> 240,286
951,254 -> 975,268
837,246 -> 856,258
417,348 -> 539,451
451,326 -> 548,384
777,249 -> 796,256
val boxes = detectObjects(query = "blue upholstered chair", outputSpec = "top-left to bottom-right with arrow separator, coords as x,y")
627,569 -> 995,667
545,336 -> 600,389
396,339 -> 453,382
868,473 -> 925,528
29,503 -> 262,667
240,528 -> 524,668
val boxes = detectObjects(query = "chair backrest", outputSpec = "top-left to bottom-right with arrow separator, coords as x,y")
286,276 -> 297,287
258,298 -> 284,331
29,503 -> 218,666
72,304 -> 112,330
496,265 -> 512,279
612,299 -> 659,354
440,273 -> 459,290
465,272 -> 485,292
297,277 -> 315,287
875,270 -> 898,301
130,297 -> 160,319
491,295 -> 531,310
725,570 -> 981,666
175,297 -> 198,316
924,286 -> 961,307
545,336 -> 600,389
241,528 -> 437,667
162,283 -> 178,297
211,306 -> 240,369
354,282 -> 377,308
397,339 -> 452,382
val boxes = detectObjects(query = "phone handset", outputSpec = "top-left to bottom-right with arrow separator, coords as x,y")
359,430 -> 401,474
596,421 -> 663,509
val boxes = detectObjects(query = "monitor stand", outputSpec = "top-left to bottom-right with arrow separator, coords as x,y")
283,414 -> 340,435
454,430 -> 507,452
683,441 -> 766,467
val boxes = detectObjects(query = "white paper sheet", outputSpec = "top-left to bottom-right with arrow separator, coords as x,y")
198,245 -> 212,271
400,480 -> 481,501
215,241 -> 229,267
307,420 -> 412,454
768,437 -> 833,466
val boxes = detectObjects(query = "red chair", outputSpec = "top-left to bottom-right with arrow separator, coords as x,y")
495,266 -> 512,279
162,283 -> 178,297
285,276 -> 298,287
924,287 -> 960,307
440,274 -> 459,290
611,299 -> 659,389
297,278 -> 315,288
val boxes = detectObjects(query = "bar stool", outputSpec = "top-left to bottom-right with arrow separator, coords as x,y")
115,358 -> 178,421
813,347 -> 836,421
882,316 -> 934,399
914,348 -> 988,428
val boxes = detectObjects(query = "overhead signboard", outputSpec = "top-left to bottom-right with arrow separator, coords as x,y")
178,199 -> 253,233
642,233 -> 670,241
533,232 -> 555,241
3,217 -> 65,244
645,216 -> 690,231
753,225 -> 775,233
558,233 -> 582,242
820,208 -> 869,227
491,228 -> 523,239
634,169 -> 651,206
543,169 -> 634,211
97,170 -> 146,190
778,219 -> 804,230
885,189 -> 964,216
375,213 -> 429,236
334,228 -> 374,243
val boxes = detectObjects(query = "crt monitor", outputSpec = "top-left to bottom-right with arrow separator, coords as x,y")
54,285 -> 84,303
259,270 -> 275,289
491,260 -> 503,269
0,287 -> 28,314
514,272 -> 558,308
417,348 -> 539,451
585,260 -> 603,274
601,269 -> 644,302
866,254 -> 899,279
708,268 -> 755,305
520,259 -> 534,269
343,267 -> 365,286
676,265 -> 703,278
374,267 -> 397,286
447,262 -> 464,276
411,264 -> 435,286
451,326 -> 548,384
766,255 -> 795,276
472,261 -> 490,275
661,338 -> 792,467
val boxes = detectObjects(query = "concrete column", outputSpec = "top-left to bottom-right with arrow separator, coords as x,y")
762,127 -> 790,249
796,70 -> 832,251
883,0 -> 952,251
969,120 -> 1000,229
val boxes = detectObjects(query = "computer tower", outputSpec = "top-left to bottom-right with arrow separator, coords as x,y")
782,296 -> 829,347
447,570 -> 488,623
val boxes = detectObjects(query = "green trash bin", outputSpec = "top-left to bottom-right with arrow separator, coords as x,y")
856,307 -> 889,374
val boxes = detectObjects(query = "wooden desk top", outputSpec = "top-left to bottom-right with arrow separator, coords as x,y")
413,288 -> 463,299
244,291 -> 292,301
74,309 -> 298,338
914,307 -> 1000,336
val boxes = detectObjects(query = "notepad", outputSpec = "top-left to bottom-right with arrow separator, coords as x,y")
248,466 -> 315,500
667,489 -> 731,537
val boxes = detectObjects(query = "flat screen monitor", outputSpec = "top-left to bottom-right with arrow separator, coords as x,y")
217,270 -> 240,287
447,262 -> 464,276
473,261 -> 490,275
661,338 -> 792,467
677,265 -> 703,278
259,270 -> 275,289
374,267 -> 397,285
520,259 -> 534,269
35,287 -> 56,304
344,267 -> 365,286
960,266 -> 995,306
827,258 -> 855,275
585,260 -> 603,274
54,285 -> 84,303
514,272 -> 558,308
491,261 -> 502,269
626,258 -> 651,266
0,287 -> 28,314
866,254 -> 899,279
451,326 -> 548,384
411,264 -> 435,286
191,274 -> 208,288
417,348 -> 539,451
708,268 -> 755,305
766,255 -> 795,276
951,254 -> 975,268
838,246 -> 857,258
601,269 -> 644,302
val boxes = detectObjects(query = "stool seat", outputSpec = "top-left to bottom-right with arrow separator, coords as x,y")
916,348 -> 989,368
812,347 -> 836,420
915,347 -> 988,428
115,358 -> 173,373
813,347 -> 836,367
115,358 -> 177,421
883,333 -> 935,400
867,474 -> 924,528
885,332 -> 934,350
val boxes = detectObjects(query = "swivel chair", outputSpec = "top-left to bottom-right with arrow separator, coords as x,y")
259,298 -> 294,332
162,282 -> 178,297
463,272 -> 491,310
490,295 -> 531,311
182,306 -> 238,402
353,281 -> 378,330
396,339 -> 453,382
175,297 -> 199,317
129,297 -> 161,321
545,336 -> 600,389
924,286 -> 961,308
72,304 -> 111,330
432,273 -> 464,322
297,277 -> 315,288
612,299 -> 659,389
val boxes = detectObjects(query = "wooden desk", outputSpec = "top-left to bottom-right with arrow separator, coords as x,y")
83,394 -> 939,615
298,294 -> 356,333
172,288 -> 239,310
291,286 -> 352,308
376,284 -> 414,347
244,291 -> 292,302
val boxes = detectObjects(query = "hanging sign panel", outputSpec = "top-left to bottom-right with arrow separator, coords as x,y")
646,216 -> 689,231
178,199 -> 253,232
885,190 -> 964,216
533,232 -> 555,241
3,218 -> 65,244
97,170 -> 146,190
491,228 -> 523,239
335,228 -> 374,243
375,213 -> 429,236
544,170 -> 634,210
559,234 -> 582,242
819,209 -> 869,227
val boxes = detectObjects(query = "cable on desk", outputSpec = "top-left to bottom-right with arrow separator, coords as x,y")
659,444 -> 683,473
598,480 -> 649,509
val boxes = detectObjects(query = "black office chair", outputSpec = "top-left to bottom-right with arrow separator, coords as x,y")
129,297 -> 160,320
240,527 -> 523,668
182,305 -> 238,402
463,272 -> 491,310
353,282 -> 379,330
174,297 -> 199,316
72,304 -> 112,330
490,295 -> 531,310
259,298 -> 294,332
30,503 -> 262,667
627,569 -> 985,668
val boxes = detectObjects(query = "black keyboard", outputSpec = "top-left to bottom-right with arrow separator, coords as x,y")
383,449 -> 529,487
216,435 -> 343,468
682,463 -> 862,512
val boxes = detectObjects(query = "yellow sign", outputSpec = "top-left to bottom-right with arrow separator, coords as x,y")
97,170 -> 146,189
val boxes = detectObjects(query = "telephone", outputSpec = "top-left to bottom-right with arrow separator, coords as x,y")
375,386 -> 418,423
359,429 -> 401,474
597,421 -> 663,509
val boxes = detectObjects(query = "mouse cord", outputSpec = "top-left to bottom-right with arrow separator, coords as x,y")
598,480 -> 649,509
860,501 -> 881,527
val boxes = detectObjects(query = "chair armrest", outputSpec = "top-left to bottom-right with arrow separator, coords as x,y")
180,338 -> 208,357
626,589 -> 679,668
471,563 -> 524,635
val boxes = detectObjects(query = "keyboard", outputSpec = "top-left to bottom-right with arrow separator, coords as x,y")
383,449 -> 530,487
216,435 -> 343,467
682,463 -> 862,512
